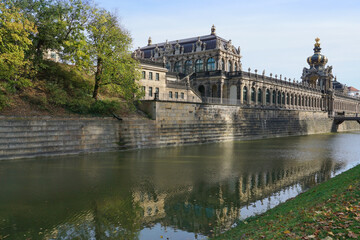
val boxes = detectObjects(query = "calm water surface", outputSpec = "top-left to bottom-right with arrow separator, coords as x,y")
1,132 -> 360,239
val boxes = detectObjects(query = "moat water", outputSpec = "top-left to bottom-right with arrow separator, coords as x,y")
1,132 -> 360,240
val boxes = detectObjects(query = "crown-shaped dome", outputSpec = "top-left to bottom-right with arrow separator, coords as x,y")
307,38 -> 328,68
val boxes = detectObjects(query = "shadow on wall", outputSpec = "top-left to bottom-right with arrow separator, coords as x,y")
331,121 -> 339,133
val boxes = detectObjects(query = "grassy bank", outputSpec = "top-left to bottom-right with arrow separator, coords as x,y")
214,165 -> 360,240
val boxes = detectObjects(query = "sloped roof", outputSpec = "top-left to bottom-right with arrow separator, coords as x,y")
348,86 -> 359,92
140,34 -> 234,58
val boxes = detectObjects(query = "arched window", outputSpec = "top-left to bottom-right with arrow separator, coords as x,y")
184,60 -> 192,74
282,92 -> 285,105
166,62 -> 171,71
258,88 -> 262,103
272,90 -> 276,104
251,87 -> 256,102
286,93 -> 290,105
207,58 -> 216,71
291,94 -> 294,105
278,91 -> 281,105
221,59 -> 225,71
294,95 -> 297,105
228,60 -> 232,72
266,89 -> 270,103
234,62 -> 238,72
174,61 -> 181,73
243,86 -> 248,102
195,59 -> 203,72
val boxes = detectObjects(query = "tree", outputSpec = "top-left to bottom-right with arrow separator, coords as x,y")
82,9 -> 142,101
0,2 -> 37,91
7,0 -> 90,66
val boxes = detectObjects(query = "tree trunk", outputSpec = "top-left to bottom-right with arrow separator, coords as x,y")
93,57 -> 103,100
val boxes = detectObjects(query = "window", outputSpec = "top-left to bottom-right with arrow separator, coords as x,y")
278,91 -> 281,105
149,87 -> 153,97
51,53 -> 56,59
142,86 -> 145,92
243,86 -> 248,102
142,71 -> 146,79
155,88 -> 159,99
234,62 -> 238,72
169,91 -> 173,98
258,89 -> 262,103
251,87 -> 256,102
282,92 -> 285,105
174,62 -> 181,73
266,89 -> 270,103
175,92 -> 178,99
184,60 -> 192,74
166,62 -> 171,71
207,58 -> 215,71
149,72 -> 153,80
272,90 -> 276,104
195,59 -> 203,72
181,92 -> 184,99
155,73 -> 159,81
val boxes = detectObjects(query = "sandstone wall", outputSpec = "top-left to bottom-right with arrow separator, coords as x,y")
0,117 -> 120,160
1,101 -> 360,160
119,101 -> 360,150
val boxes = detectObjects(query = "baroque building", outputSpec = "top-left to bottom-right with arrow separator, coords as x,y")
134,26 -> 360,117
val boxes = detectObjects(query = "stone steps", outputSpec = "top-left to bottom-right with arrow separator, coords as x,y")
0,118 -> 120,160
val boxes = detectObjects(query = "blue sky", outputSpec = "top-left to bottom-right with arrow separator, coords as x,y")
99,0 -> 360,88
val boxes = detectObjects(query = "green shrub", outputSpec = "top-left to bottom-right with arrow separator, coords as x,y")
89,100 -> 122,115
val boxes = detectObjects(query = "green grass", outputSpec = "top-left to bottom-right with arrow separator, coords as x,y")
213,165 -> 360,239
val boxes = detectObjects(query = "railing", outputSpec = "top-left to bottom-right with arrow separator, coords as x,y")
142,93 -> 201,103
201,97 -> 241,105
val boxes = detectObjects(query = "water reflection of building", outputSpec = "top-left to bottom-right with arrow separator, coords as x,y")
130,158 -> 341,236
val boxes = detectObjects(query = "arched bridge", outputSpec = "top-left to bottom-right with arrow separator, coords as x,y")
333,116 -> 360,125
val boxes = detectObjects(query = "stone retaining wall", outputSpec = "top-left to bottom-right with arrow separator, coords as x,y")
1,101 -> 360,160
0,117 -> 120,160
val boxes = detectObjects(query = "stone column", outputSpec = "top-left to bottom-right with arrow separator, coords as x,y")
262,87 -> 266,106
247,84 -> 251,105
240,83 -> 244,104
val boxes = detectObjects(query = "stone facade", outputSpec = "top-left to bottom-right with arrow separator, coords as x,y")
138,59 -> 201,103
134,27 -> 360,117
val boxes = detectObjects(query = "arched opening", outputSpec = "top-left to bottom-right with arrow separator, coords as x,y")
277,91 -> 281,105
266,89 -> 270,104
286,93 -> 290,105
211,84 -> 217,97
251,87 -> 256,103
282,92 -> 285,105
184,60 -> 192,74
230,85 -> 237,103
243,86 -> 248,102
195,59 -> 203,72
207,58 -> 216,71
272,90 -> 276,104
258,88 -> 262,104
228,60 -> 232,72
198,85 -> 205,97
